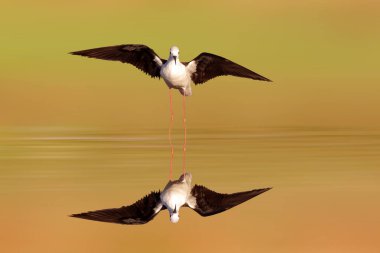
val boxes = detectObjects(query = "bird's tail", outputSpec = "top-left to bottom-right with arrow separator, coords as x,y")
179,86 -> 192,96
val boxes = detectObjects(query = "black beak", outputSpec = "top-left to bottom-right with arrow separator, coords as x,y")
173,56 -> 177,65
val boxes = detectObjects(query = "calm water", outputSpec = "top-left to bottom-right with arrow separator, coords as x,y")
1,127 -> 379,253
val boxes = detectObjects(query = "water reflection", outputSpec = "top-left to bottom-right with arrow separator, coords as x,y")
1,127 -> 380,253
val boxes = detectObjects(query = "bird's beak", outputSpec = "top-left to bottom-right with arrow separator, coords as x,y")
173,56 -> 177,65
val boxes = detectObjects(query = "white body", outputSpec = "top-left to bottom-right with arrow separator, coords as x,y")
160,173 -> 195,223
160,46 -> 193,96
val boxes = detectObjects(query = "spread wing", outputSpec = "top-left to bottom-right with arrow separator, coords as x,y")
70,44 -> 165,78
70,191 -> 165,225
187,53 -> 271,84
189,185 -> 271,217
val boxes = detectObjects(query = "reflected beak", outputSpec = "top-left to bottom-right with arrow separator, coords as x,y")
173,56 -> 177,65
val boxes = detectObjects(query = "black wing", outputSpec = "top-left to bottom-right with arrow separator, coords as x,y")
188,53 -> 271,84
190,185 -> 271,217
70,191 -> 165,225
70,44 -> 165,78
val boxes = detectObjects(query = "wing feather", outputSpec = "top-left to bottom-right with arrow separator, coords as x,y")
190,185 -> 271,217
188,53 -> 271,84
70,191 -> 164,225
70,44 -> 165,78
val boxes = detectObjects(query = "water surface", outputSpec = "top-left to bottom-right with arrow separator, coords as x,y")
1,127 -> 379,253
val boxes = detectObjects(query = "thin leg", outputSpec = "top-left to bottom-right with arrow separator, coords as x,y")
168,89 -> 174,180
182,94 -> 187,175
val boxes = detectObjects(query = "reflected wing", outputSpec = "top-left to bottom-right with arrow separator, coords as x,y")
70,191 -> 164,225
70,44 -> 165,78
187,53 -> 271,84
190,185 -> 271,217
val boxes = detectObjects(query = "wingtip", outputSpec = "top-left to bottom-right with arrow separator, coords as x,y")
262,77 -> 273,82
254,187 -> 272,194
252,75 -> 272,82
69,50 -> 89,56
69,213 -> 86,219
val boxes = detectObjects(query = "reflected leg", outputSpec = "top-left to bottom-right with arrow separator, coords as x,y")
168,89 -> 174,180
182,94 -> 187,175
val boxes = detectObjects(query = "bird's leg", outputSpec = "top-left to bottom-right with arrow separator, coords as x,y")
182,94 -> 187,176
168,89 -> 174,180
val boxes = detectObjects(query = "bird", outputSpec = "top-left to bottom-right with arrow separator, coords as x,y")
70,173 -> 271,225
70,45 -> 272,178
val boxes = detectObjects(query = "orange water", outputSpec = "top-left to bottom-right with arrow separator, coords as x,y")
1,127 -> 379,253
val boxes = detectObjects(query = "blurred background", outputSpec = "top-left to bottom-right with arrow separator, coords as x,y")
0,0 -> 379,252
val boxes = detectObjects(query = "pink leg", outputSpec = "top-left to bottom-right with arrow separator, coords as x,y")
182,94 -> 187,175
168,89 -> 174,180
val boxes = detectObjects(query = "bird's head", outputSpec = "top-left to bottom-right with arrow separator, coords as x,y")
179,172 -> 192,184
170,46 -> 180,64
169,204 -> 180,223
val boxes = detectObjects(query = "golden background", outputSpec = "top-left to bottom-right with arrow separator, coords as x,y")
0,1 -> 379,252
